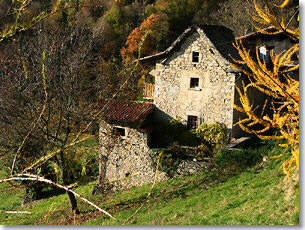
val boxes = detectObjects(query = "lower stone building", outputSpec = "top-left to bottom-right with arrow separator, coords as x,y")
98,101 -> 167,191
98,100 -> 206,191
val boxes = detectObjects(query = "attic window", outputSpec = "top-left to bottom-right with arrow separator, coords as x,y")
192,51 -> 199,63
187,115 -> 198,129
113,127 -> 126,137
190,78 -> 199,88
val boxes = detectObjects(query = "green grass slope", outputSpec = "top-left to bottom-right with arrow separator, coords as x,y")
0,142 -> 299,225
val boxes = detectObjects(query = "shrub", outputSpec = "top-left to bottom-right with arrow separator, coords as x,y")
193,122 -> 228,155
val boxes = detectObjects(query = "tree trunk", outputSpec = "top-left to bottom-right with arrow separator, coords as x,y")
67,190 -> 80,215
58,151 -> 80,215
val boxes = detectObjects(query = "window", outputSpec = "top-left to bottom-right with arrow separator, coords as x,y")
259,46 -> 267,56
113,127 -> 126,137
192,51 -> 199,63
259,45 -> 271,63
187,115 -> 198,129
190,78 -> 199,88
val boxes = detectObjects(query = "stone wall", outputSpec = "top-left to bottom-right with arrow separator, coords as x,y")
151,28 -> 237,132
99,121 -> 168,191
98,121 -> 209,191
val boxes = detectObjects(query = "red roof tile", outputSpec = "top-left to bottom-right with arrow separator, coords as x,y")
103,100 -> 154,125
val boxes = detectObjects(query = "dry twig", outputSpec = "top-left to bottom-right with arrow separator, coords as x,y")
0,174 -> 116,220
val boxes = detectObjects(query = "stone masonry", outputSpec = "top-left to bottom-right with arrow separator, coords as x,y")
99,121 -> 168,191
150,27 -> 237,133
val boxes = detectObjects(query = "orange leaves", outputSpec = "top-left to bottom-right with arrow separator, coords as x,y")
121,13 -> 168,61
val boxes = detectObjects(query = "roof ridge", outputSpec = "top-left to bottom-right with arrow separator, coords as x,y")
235,26 -> 276,40
131,100 -> 154,104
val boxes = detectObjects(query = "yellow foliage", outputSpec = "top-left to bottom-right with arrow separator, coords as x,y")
232,0 -> 299,181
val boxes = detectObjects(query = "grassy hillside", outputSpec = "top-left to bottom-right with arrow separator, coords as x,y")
0,141 -> 299,225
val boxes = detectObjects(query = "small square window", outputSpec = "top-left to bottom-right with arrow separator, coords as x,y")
113,127 -> 126,137
187,115 -> 198,129
259,46 -> 267,56
190,78 -> 199,88
192,51 -> 199,63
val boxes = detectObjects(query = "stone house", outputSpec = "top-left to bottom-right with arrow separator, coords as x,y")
98,25 -> 295,190
140,25 -> 296,137
142,25 -> 240,137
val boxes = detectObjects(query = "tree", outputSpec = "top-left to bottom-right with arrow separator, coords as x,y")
0,22 -> 100,213
231,0 -> 299,181
0,10 -> 140,213
121,13 -> 169,61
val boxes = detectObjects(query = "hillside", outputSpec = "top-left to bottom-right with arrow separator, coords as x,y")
0,0 -> 299,226
0,141 -> 299,225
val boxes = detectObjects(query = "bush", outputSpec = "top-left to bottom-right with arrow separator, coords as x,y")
193,122 -> 228,156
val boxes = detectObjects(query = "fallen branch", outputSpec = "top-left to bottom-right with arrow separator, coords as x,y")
0,210 -> 31,214
0,174 -> 115,220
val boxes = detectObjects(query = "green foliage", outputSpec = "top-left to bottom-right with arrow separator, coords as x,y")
151,145 -> 192,177
144,4 -> 158,18
104,6 -> 125,36
104,4 -> 138,37
215,148 -> 262,169
150,121 -> 229,170
193,122 -> 228,155
63,137 -> 99,183
161,0 -> 201,34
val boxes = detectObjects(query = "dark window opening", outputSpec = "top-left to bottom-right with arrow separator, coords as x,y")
190,78 -> 199,88
192,51 -> 199,63
187,116 -> 198,129
113,127 -> 126,137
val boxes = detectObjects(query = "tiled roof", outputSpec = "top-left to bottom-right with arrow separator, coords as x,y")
102,100 -> 154,125
138,24 -> 238,63
137,25 -> 280,64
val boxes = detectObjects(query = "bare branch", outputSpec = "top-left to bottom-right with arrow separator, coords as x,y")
10,50 -> 49,176
0,174 -> 116,220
